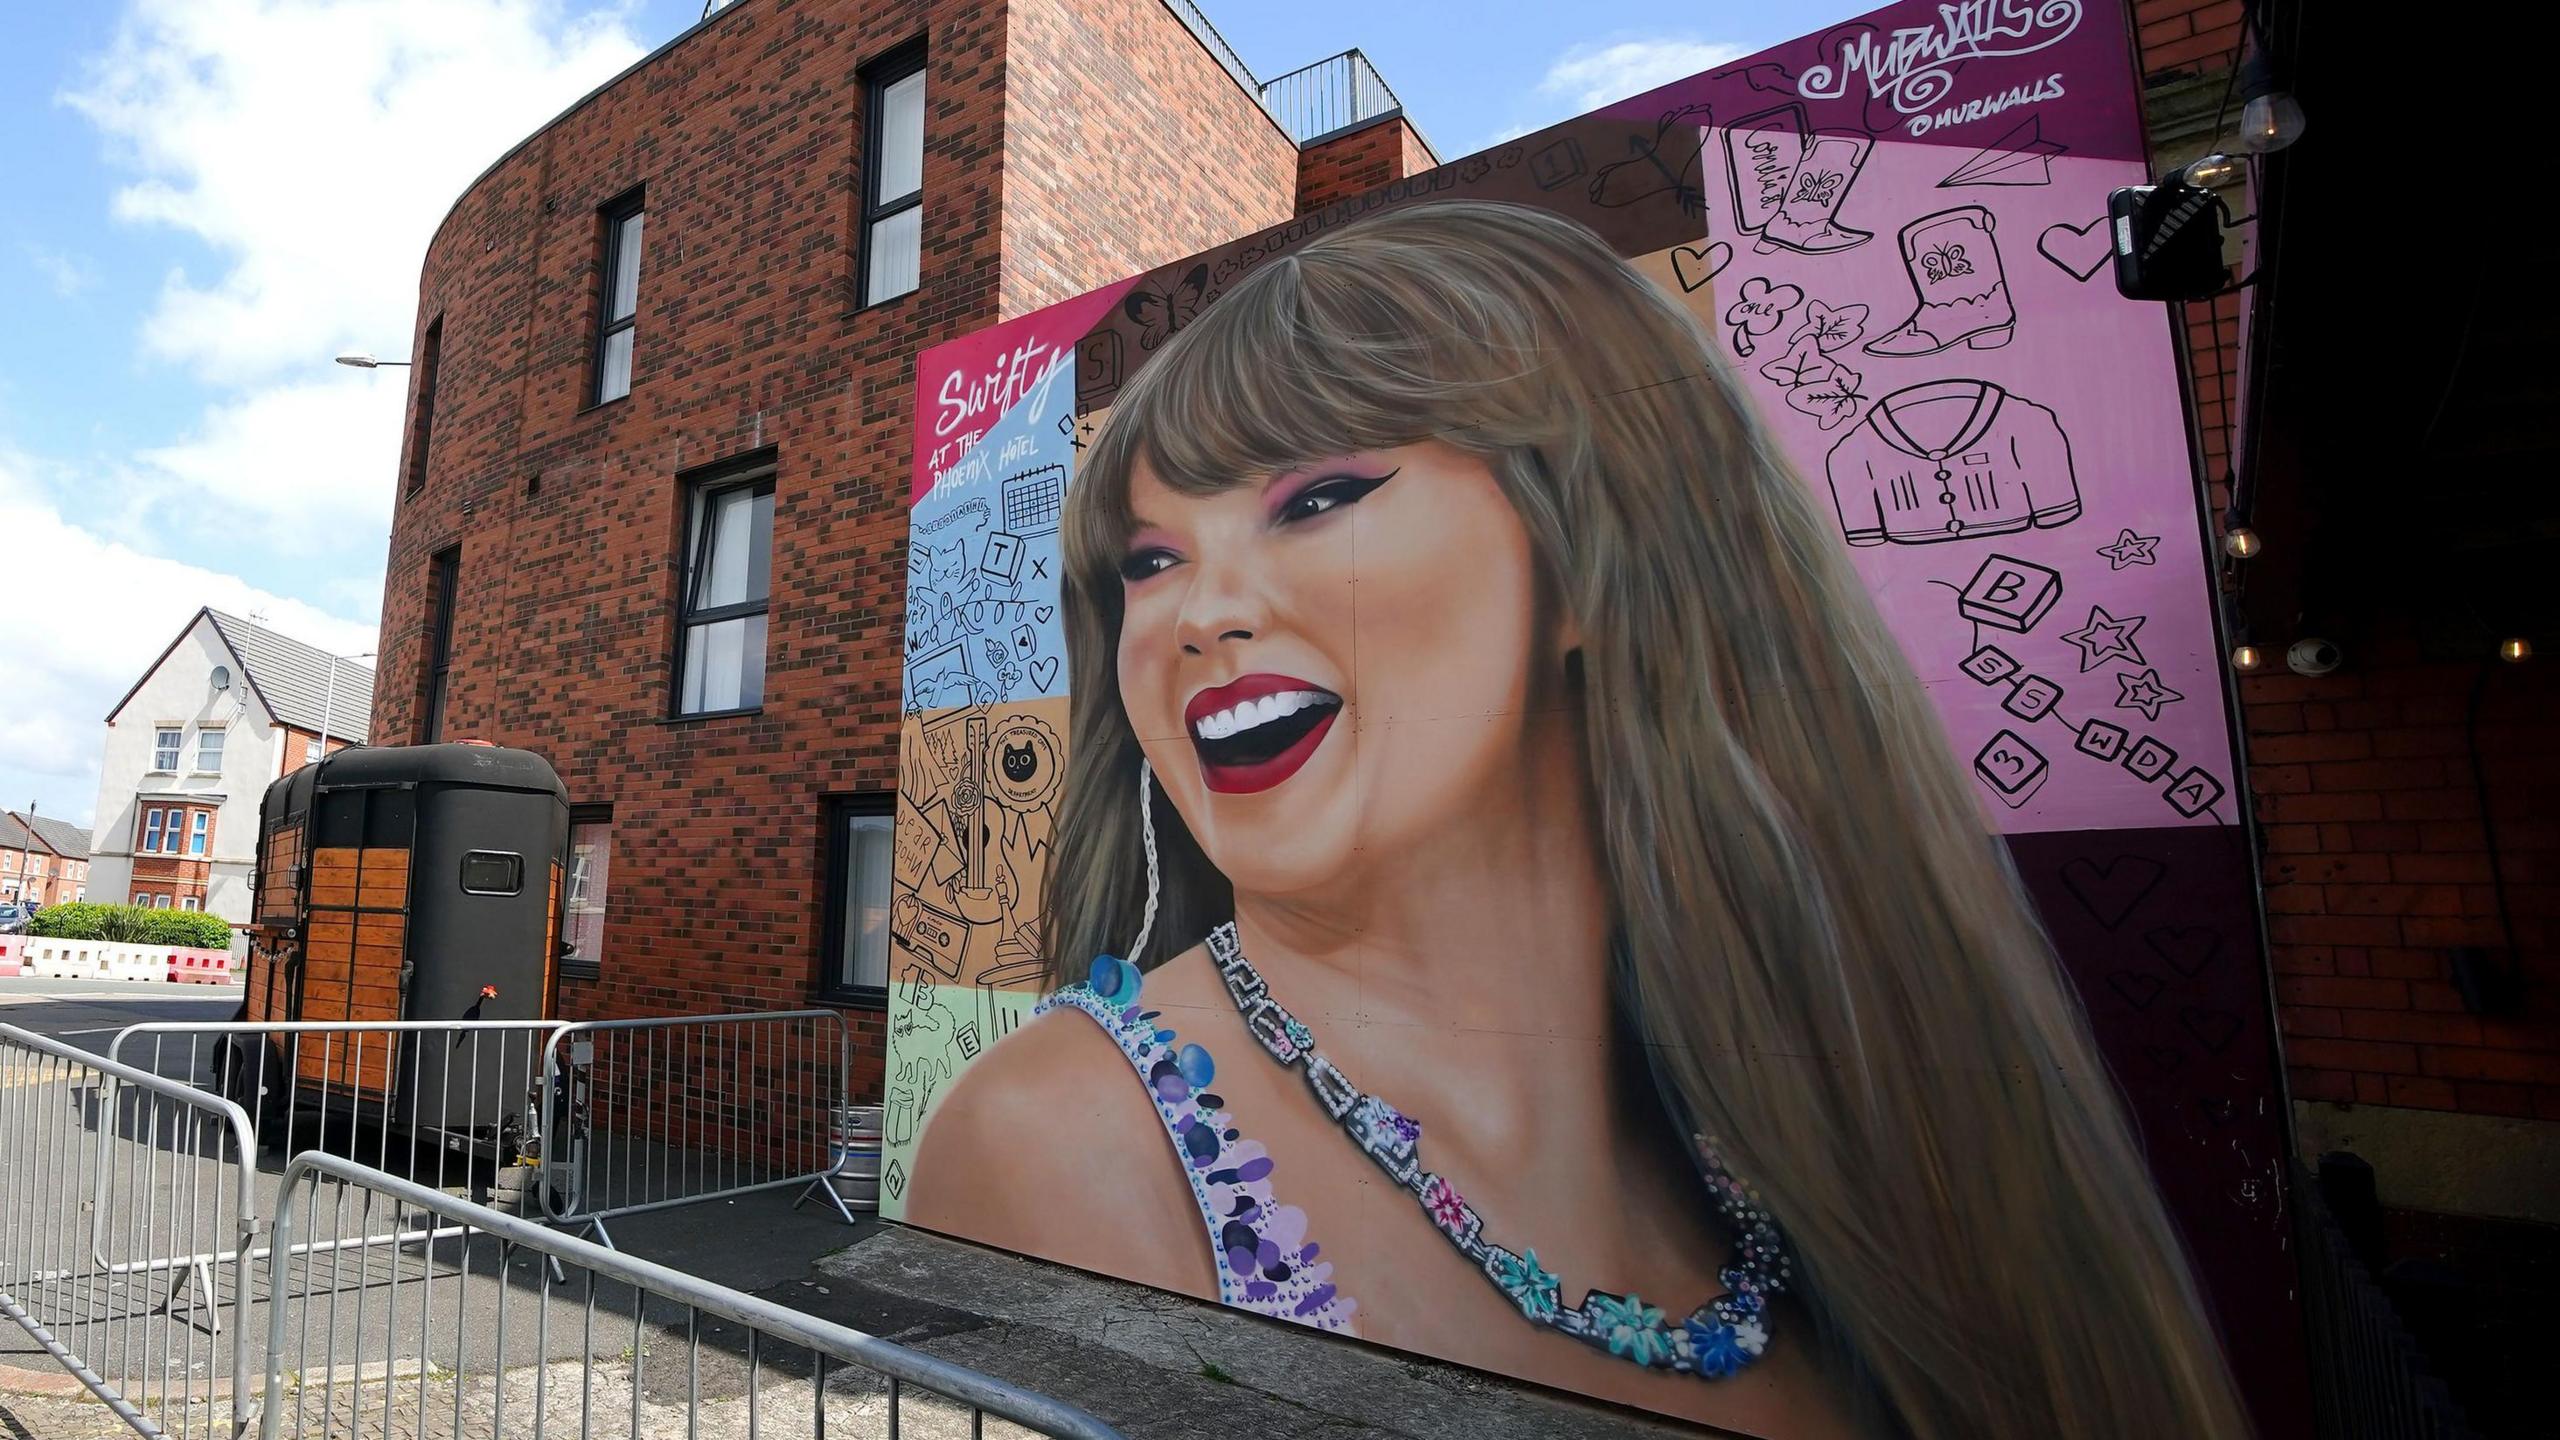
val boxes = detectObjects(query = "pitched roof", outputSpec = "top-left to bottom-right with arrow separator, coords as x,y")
1,811 -> 89,861
204,610 -> 376,743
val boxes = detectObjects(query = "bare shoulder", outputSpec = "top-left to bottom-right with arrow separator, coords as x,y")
905,975 -> 1215,1298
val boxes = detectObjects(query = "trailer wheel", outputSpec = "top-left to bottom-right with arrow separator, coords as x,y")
213,1034 -> 288,1148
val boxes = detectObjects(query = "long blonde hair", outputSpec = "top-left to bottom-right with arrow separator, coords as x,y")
1046,200 -> 2250,1438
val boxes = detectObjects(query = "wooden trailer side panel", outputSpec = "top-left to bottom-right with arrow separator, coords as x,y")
293,845 -> 410,1091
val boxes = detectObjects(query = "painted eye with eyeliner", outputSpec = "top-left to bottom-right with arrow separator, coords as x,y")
1118,547 -> 1179,584
1275,468 -> 1398,524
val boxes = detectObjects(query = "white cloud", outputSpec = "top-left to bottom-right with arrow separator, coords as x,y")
1536,37 -> 1747,113
126,372 -> 408,555
2,0 -> 658,822
24,245 -> 100,298
63,0 -> 648,383
0,449 -> 378,825
1478,35 -> 1747,153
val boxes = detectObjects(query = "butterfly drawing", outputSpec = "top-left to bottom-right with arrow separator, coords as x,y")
1920,243 -> 1974,282
1124,263 -> 1210,350
1789,167 -> 1843,208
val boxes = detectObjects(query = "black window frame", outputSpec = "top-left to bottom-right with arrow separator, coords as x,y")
559,802 -> 613,981
817,793 -> 896,1007
422,544 -> 461,742
671,456 -> 777,719
405,314 -> 442,496
856,44 -> 927,310
591,188 -> 646,405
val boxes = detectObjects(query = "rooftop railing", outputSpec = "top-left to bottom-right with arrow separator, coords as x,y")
1161,2 -> 1438,160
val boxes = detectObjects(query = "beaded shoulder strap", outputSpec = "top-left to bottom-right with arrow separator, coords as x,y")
1035,957 -> 1358,1332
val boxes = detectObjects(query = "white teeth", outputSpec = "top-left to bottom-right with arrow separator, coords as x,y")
1192,689 -> 1336,740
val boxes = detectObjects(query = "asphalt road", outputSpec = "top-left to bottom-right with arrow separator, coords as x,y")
0,974 -> 246,1053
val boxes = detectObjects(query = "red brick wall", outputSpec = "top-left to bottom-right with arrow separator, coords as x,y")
998,0 -> 1296,316
2129,0 -> 2560,1133
2134,0 -> 2245,81
2251,637 -> 2558,1117
378,0 -> 1304,1101
1294,115 -> 1430,213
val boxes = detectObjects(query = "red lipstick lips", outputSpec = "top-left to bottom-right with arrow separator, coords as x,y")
1185,673 -> 1342,795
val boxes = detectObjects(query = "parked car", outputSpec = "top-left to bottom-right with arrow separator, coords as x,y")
0,903 -> 31,935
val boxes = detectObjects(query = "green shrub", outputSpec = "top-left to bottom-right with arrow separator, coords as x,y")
29,903 -> 231,949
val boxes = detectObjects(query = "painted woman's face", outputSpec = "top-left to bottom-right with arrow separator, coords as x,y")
1116,440 -> 1569,901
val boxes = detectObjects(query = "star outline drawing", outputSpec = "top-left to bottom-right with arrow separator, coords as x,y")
2061,604 -> 2148,672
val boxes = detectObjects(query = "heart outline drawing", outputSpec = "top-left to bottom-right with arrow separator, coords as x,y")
1028,656 -> 1061,691
2106,970 -> 2164,1011
2058,854 -> 2167,931
1671,241 -> 1735,293
2144,926 -> 2222,978
2036,217 -> 2111,282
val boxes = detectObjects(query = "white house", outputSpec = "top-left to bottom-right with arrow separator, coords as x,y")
87,609 -> 375,922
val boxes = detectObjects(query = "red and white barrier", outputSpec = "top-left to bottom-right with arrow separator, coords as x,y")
165,948 -> 233,984
3,938 -> 236,984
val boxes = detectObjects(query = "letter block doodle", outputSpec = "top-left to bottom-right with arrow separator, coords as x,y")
1959,554 -> 2062,633
2003,674 -> 2062,721
2121,735 -> 2177,783
1961,643 -> 2022,685
1972,727 -> 2049,805
2163,767 -> 2226,818
2075,719 -> 2128,761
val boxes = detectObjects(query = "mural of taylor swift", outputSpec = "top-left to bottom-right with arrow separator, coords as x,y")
913,201 -> 2252,1439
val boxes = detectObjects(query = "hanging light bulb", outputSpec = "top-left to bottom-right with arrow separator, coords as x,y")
2231,643 -> 2265,672
2500,637 -> 2533,663
2238,54 -> 2306,153
2222,526 -> 2262,559
2183,151 -> 2245,189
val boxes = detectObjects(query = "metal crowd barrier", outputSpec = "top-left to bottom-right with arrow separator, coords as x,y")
264,1150 -> 1126,1439
2297,1159 -> 2483,1439
0,1022 -> 258,1439
538,1010 -> 857,1246
107,1012 -> 859,1251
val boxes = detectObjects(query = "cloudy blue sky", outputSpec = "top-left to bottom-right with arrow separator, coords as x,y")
0,0 -> 1862,826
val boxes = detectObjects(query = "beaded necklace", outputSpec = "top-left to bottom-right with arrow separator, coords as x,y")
1204,922 -> 1792,1379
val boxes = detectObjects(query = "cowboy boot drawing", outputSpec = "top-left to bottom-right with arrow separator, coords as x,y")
1755,133 -> 1874,255
1723,105 -> 1808,242
1864,205 -> 2016,356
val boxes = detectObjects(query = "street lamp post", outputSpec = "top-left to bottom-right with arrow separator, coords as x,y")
317,652 -> 376,763
334,354 -> 412,369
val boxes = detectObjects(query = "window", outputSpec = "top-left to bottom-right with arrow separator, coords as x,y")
141,809 -> 164,853
132,892 -> 149,906
180,896 -> 201,911
407,316 -> 443,495
156,895 -> 172,909
860,50 -> 926,305
674,467 -> 774,714
423,545 -> 460,742
820,796 -> 895,1000
593,192 -> 645,403
459,851 -> 524,895
305,738 -> 322,764
196,729 -> 225,772
188,810 -> 210,857
563,806 -> 613,978
153,728 -> 182,771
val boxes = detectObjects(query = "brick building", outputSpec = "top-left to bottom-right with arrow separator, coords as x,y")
375,5 -> 2550,1410
372,0 -> 1431,1082
0,811 -> 89,907
2143,0 -> 2557,1427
